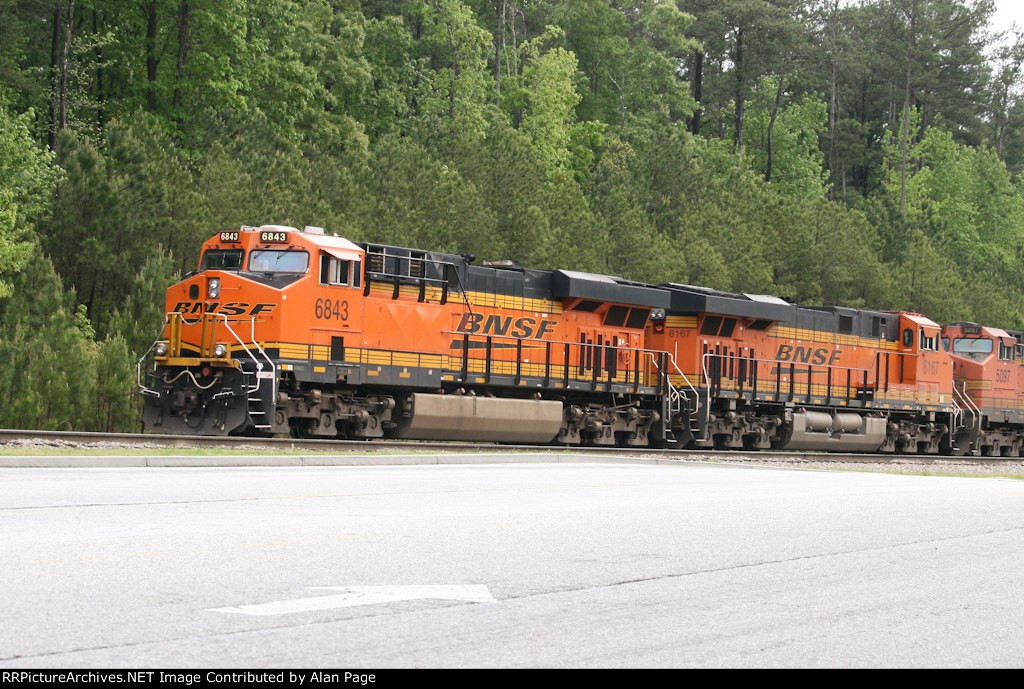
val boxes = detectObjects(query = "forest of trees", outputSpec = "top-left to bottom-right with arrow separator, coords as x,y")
2,0 -> 1024,431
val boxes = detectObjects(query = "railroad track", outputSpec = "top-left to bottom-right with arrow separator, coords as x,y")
1,428 -> 1021,466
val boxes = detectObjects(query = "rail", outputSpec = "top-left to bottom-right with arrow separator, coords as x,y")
2,428 -> 1020,465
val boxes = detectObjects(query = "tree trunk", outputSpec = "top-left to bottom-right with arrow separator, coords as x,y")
899,0 -> 918,216
49,3 -> 62,149
734,27 -> 745,159
59,1 -> 74,133
828,57 -> 837,196
94,8 -> 105,130
690,49 -> 704,135
765,77 -> 785,183
997,103 -> 1007,157
173,1 -> 192,112
495,0 -> 505,97
146,1 -> 158,111
859,79 -> 869,195
827,0 -> 839,198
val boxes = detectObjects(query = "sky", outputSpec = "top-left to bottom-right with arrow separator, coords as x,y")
993,0 -> 1024,35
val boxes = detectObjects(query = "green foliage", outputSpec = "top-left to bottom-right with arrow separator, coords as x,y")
0,253 -> 97,430
47,115 -> 200,330
358,134 -> 497,254
896,230 -> 968,324
92,334 -> 135,433
107,252 -> 181,355
0,100 -> 61,297
743,77 -> 829,198
4,0 -> 1024,432
517,28 -> 581,170
416,0 -> 494,150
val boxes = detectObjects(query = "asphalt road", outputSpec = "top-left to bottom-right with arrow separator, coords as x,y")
1,458 -> 1023,668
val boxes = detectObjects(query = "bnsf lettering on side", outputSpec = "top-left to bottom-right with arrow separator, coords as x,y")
173,302 -> 276,316
776,344 -> 841,366
457,313 -> 557,339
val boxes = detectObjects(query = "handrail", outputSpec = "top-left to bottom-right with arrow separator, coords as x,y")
137,311 -> 184,397
951,381 -> 980,455
440,330 -> 667,389
702,353 -> 873,375
949,395 -> 963,433
701,352 -> 875,413
137,312 -> 276,402
210,313 -> 276,400
649,351 -> 700,433
364,245 -> 474,314
659,351 -> 700,406
439,331 -> 671,361
954,380 -> 981,426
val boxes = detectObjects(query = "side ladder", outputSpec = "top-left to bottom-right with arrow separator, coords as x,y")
651,353 -> 703,445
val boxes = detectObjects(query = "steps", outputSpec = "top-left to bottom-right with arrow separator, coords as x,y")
243,369 -> 273,431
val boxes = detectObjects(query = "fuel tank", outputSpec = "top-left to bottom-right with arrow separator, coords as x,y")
394,393 -> 563,443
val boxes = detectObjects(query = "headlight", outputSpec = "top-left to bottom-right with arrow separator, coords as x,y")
650,308 -> 667,321
154,342 -> 169,357
213,343 -> 228,358
208,278 -> 221,299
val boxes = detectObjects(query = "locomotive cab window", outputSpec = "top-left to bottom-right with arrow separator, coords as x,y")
320,255 -> 350,286
903,328 -> 914,348
919,330 -> 938,351
999,341 -> 1015,361
201,249 -> 244,271
952,337 -> 992,361
249,249 -> 309,274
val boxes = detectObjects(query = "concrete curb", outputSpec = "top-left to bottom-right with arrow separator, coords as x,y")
0,452 -> 702,469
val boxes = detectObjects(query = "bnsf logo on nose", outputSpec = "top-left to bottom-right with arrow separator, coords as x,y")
457,313 -> 557,339
776,344 -> 841,366
173,301 -> 277,316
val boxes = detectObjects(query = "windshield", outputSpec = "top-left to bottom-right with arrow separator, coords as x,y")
952,337 -> 992,361
201,249 -> 244,271
249,250 -> 309,274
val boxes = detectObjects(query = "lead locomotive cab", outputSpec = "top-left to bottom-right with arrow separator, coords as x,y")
140,224 -> 359,435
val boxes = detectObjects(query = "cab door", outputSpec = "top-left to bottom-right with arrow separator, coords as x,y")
312,249 -> 364,365
908,318 -> 951,403
898,314 -> 919,386
992,335 -> 1018,422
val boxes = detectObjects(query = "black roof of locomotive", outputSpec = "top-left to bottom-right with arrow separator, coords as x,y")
356,241 -> 895,334
551,270 -> 670,309
660,283 -> 795,322
359,241 -> 670,308
659,283 -> 900,340
795,305 -> 898,341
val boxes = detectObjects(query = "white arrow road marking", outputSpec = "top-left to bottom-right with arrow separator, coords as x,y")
207,585 -> 496,616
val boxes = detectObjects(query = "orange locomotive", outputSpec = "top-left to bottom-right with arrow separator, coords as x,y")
942,323 -> 1024,455
141,225 -> 1007,455
645,285 -> 960,453
141,225 -> 675,445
